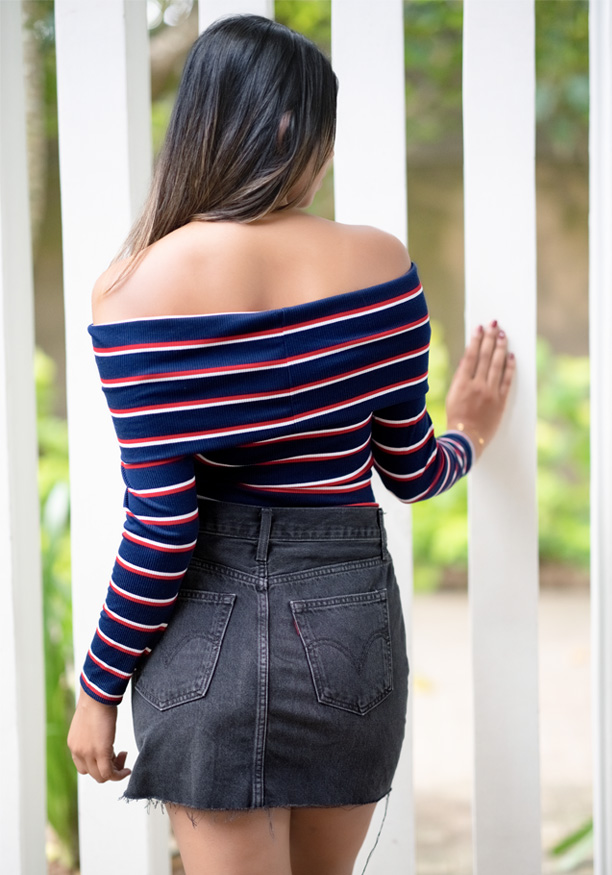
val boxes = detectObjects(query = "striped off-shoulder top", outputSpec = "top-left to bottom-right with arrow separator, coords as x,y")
82,262 -> 472,703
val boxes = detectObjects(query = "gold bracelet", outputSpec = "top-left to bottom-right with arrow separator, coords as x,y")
454,422 -> 485,447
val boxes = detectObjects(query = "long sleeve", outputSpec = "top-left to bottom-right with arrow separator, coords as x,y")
80,453 -> 200,703
82,263 -> 458,702
371,398 -> 473,503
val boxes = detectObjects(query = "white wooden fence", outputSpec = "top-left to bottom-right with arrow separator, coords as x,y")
0,0 -> 609,873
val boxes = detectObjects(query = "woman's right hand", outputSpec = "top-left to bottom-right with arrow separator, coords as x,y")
445,320 -> 515,461
68,690 -> 131,783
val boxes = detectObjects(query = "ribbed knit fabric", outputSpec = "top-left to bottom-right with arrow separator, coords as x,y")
82,263 -> 472,703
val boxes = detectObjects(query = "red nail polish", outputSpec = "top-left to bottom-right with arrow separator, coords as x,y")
491,319 -> 498,328
509,352 -> 515,360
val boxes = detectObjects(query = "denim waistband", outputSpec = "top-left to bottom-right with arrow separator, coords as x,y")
197,499 -> 388,554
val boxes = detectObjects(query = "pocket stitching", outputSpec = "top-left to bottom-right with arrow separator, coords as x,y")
134,592 -> 236,711
290,590 -> 393,716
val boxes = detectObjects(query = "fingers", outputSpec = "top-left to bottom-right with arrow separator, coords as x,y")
459,324 -> 484,379
71,749 -> 131,783
500,351 -> 516,397
474,321 -> 501,382
487,329 -> 509,389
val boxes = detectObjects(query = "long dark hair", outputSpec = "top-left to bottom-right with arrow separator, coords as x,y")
118,14 -> 338,260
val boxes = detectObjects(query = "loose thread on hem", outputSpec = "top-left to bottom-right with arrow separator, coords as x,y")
360,791 -> 390,875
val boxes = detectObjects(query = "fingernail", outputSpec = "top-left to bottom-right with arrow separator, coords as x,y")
476,324 -> 484,335
491,319 -> 498,328
509,352 -> 515,360
498,330 -> 505,339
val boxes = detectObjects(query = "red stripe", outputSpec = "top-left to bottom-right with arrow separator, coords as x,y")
80,672 -> 122,702
127,480 -> 194,498
99,316 -> 429,385
115,555 -> 185,579
122,531 -> 194,552
125,509 -> 199,525
242,418 -> 371,448
118,374 -> 427,445
375,409 -> 427,428
96,627 -> 141,656
122,457 -> 181,469
109,579 -> 177,605
111,352 -> 429,416
88,649 -> 129,679
93,284 -> 423,354
102,604 -> 167,632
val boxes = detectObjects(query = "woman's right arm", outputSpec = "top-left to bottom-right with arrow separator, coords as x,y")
371,321 -> 514,501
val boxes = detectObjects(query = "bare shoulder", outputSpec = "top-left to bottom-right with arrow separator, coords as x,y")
334,222 -> 412,289
91,222 -> 253,324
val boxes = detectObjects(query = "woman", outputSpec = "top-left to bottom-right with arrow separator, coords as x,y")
68,14 -> 514,875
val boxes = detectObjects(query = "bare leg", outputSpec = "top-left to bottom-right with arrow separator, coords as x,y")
168,805 -> 292,875
290,803 -> 377,875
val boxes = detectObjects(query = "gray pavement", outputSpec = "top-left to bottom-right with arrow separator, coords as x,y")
412,590 -> 592,874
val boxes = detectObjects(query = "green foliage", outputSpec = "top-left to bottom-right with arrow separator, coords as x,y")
274,1 -> 331,55
537,339 -> 590,566
36,350 -> 78,866
411,326 -> 590,591
403,1 -> 464,157
551,817 -> 593,871
535,0 -> 589,162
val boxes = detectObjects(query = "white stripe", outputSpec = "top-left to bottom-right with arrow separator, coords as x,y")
103,602 -> 168,631
94,288 -> 424,356
81,670 -> 123,700
123,530 -> 198,551
242,455 -> 372,489
265,436 -> 371,463
116,555 -> 187,579
111,349 -> 429,419
88,649 -> 131,678
371,424 -> 434,453
373,405 -> 427,426
127,476 -> 195,496
101,320 -> 428,386
244,477 -> 373,493
118,377 -> 428,448
374,448 -> 438,481
96,626 -> 145,656
247,414 -> 372,446
127,509 -> 199,524
110,577 -> 178,606
195,454 -> 242,468
197,435 -> 371,468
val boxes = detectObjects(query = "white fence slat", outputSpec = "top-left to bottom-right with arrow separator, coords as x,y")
463,2 -> 541,873
332,3 -> 414,872
55,2 -> 170,872
199,0 -> 273,33
0,3 -> 46,873
332,0 -> 408,243
589,0 -> 612,872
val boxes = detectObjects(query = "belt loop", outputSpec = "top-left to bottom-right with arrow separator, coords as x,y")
377,508 -> 389,561
256,507 -> 273,563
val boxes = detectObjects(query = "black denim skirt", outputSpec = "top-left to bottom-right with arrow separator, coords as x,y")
124,500 -> 409,811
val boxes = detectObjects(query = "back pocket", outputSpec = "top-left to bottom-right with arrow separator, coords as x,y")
290,589 -> 393,716
134,590 -> 236,711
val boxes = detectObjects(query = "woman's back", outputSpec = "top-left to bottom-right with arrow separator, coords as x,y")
92,211 -> 412,323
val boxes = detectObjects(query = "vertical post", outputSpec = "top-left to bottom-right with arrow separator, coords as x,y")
55,2 -> 169,873
199,0 -> 273,33
590,1 -> 612,872
463,2 -> 541,873
0,3 -> 46,873
332,2 -> 413,872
